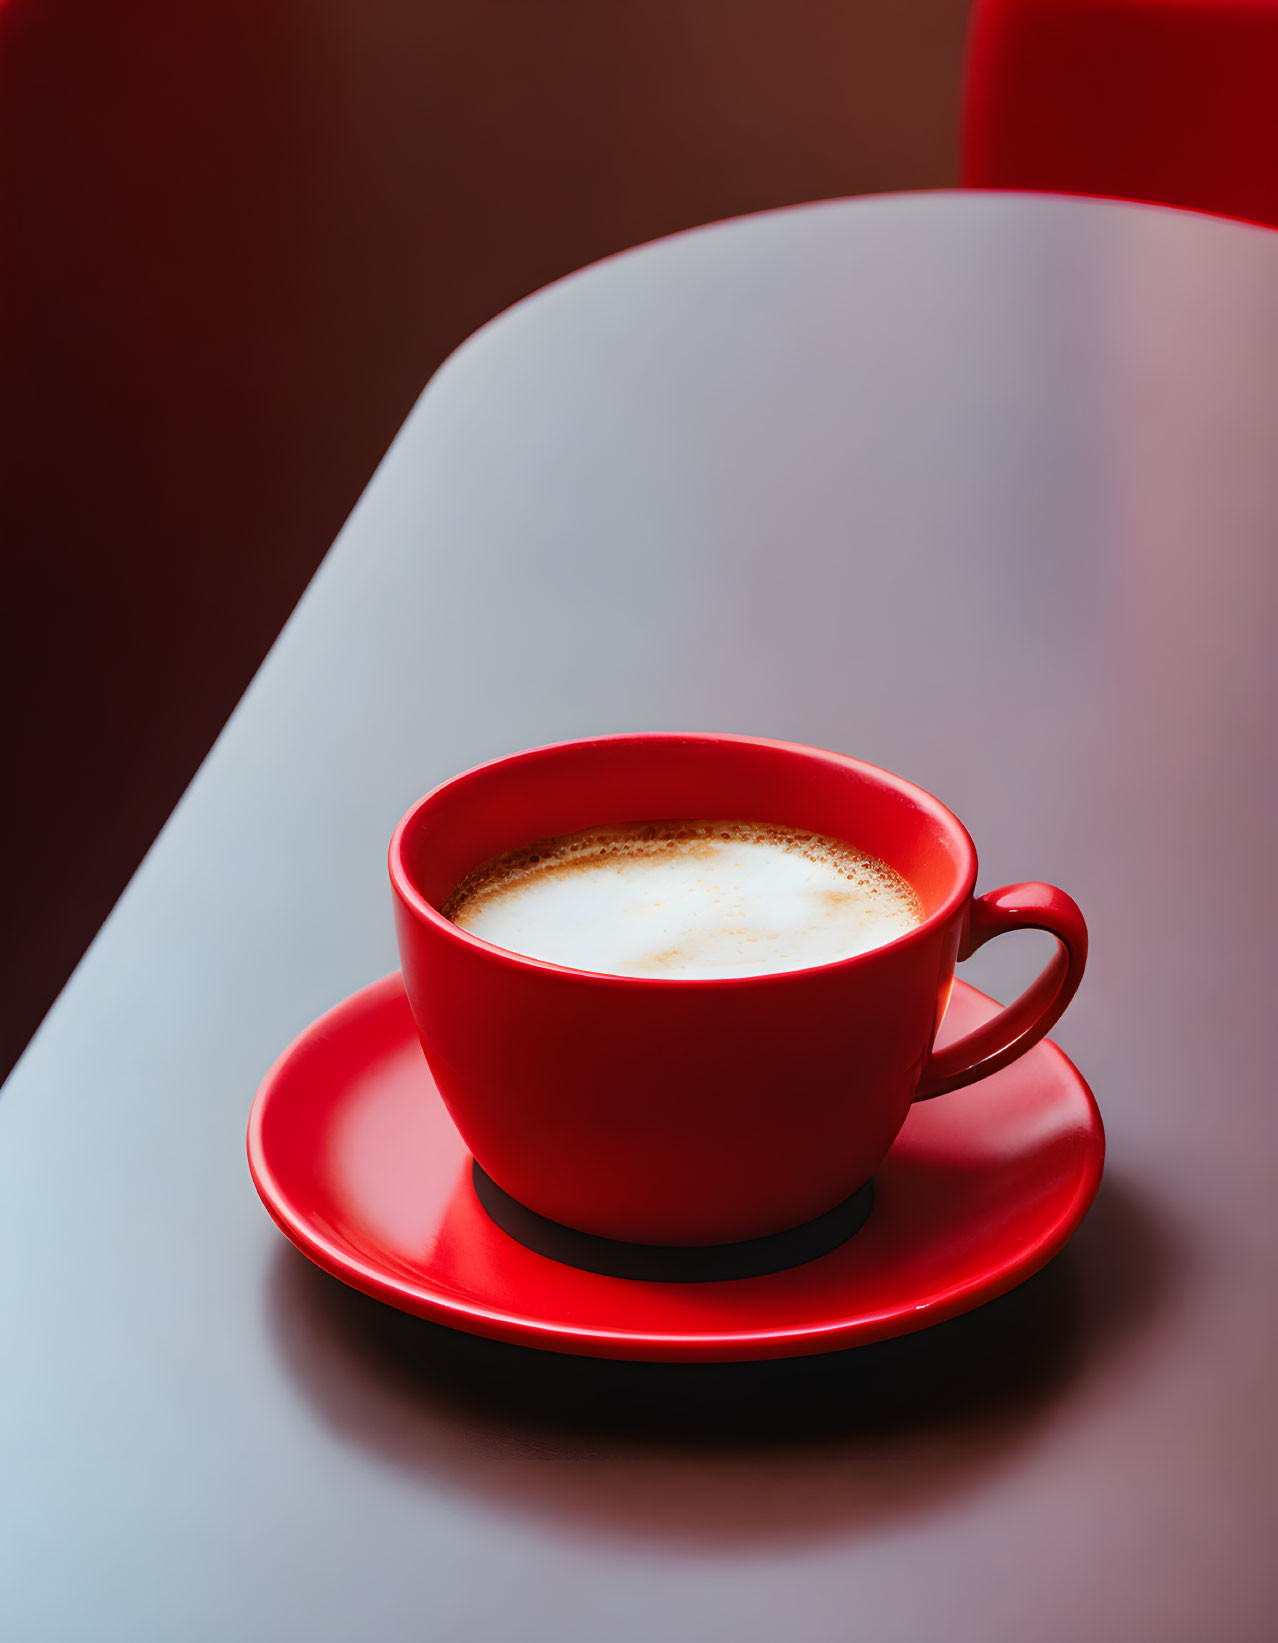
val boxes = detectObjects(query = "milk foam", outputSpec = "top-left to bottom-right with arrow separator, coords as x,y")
443,821 -> 922,979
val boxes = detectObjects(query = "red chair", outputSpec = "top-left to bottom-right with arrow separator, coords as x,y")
961,0 -> 1278,229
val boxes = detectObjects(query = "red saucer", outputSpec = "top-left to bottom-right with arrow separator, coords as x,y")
247,975 -> 1103,1362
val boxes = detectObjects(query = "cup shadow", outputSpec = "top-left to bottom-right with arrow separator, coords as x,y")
265,1172 -> 1176,1546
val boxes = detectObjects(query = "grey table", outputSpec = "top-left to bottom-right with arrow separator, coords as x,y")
3,191 -> 1276,1642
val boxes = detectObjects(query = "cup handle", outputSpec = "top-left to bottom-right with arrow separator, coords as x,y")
914,883 -> 1088,1101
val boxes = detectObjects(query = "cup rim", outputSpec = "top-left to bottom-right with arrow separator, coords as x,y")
388,732 -> 978,988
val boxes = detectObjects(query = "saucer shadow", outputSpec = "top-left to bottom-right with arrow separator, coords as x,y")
265,1174 -> 1175,1546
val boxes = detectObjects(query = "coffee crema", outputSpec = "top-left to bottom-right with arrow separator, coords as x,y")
442,820 -> 922,979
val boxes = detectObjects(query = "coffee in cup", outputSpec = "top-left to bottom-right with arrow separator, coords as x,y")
443,819 -> 922,979
390,733 -> 1087,1245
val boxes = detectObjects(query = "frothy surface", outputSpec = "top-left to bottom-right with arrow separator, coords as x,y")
442,820 -> 922,979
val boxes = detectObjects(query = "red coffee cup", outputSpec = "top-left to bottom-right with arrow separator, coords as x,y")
389,733 -> 1087,1246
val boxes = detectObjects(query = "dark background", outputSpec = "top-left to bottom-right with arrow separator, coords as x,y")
0,0 -> 973,1079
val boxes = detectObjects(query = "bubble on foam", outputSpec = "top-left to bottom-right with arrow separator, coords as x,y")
442,820 -> 922,980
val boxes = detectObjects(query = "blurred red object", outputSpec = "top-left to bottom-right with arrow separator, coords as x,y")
961,0 -> 1278,229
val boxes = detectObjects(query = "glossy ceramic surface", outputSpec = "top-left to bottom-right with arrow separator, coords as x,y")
247,972 -> 1104,1362
390,732 -> 1087,1245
